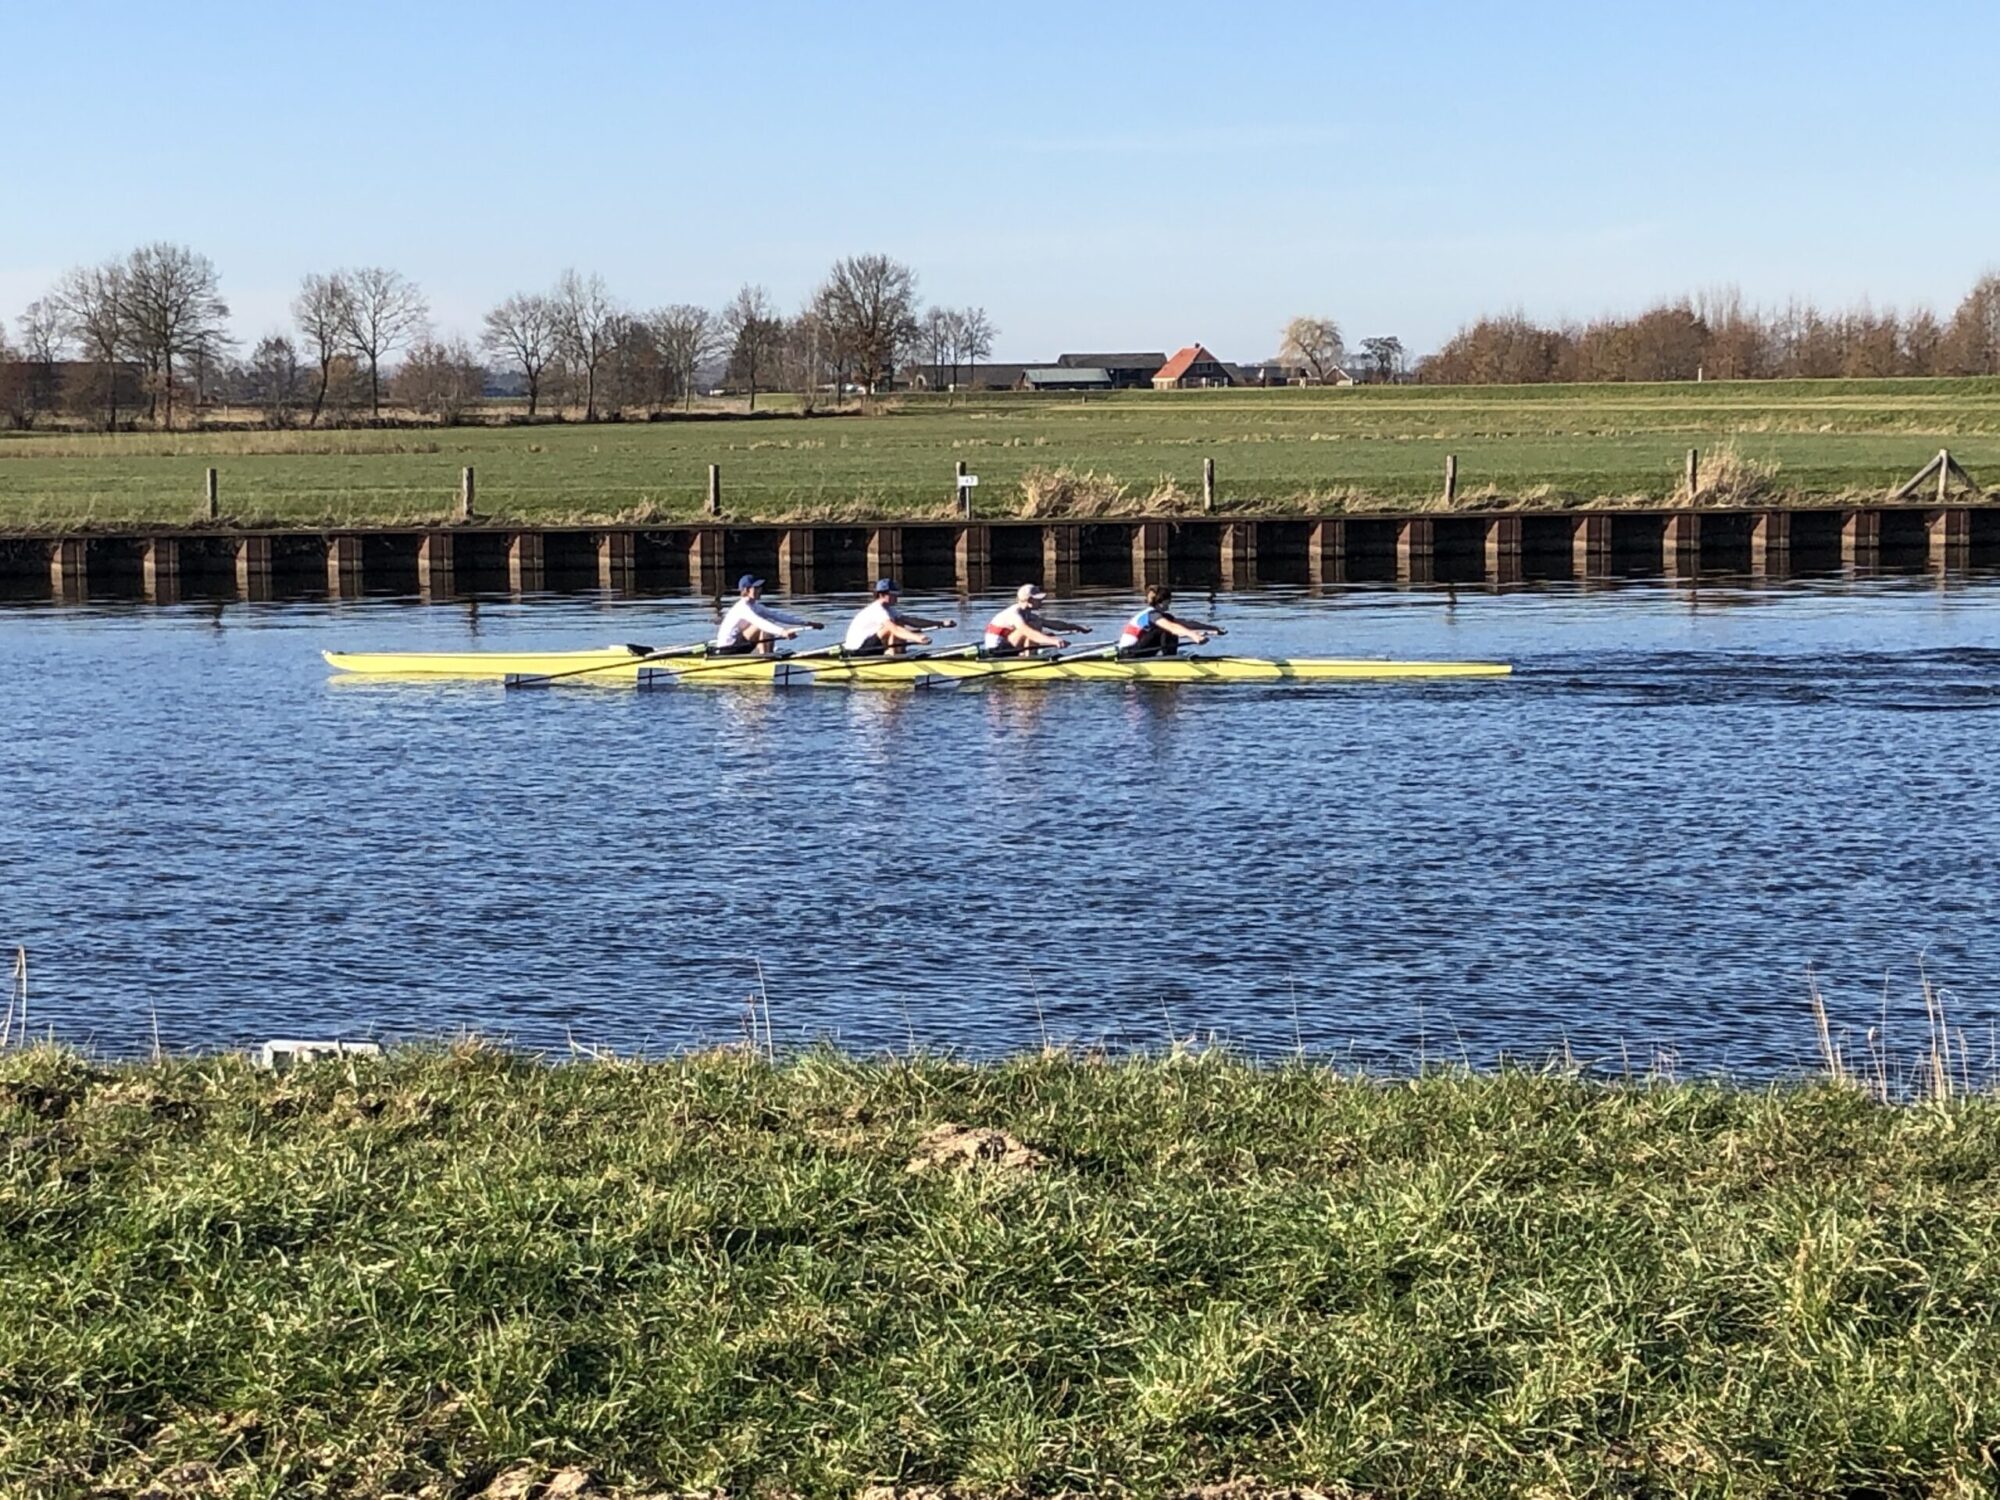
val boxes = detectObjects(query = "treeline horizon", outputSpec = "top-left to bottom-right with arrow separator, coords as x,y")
1418,277 -> 2000,385
6,245 -> 2000,431
0,244 -> 995,432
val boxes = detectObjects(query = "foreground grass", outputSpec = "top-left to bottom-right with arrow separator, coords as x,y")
4,379 -> 2000,529
2,1045 -> 1998,1498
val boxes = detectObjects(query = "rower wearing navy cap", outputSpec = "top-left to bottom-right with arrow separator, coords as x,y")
713,575 -> 822,656
842,578 -> 957,656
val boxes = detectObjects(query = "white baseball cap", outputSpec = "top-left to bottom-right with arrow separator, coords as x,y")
1016,584 -> 1046,604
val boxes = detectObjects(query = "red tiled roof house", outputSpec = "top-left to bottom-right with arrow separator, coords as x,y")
1151,344 -> 1235,390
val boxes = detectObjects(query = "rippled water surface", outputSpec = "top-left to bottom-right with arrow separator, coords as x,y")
7,578 -> 2000,1074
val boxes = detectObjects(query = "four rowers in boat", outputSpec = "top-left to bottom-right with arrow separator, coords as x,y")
728,576 -> 1220,659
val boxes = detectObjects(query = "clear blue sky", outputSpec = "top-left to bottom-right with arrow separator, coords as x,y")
6,0 -> 1996,361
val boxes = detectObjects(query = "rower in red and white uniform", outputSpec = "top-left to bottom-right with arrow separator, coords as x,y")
713,574 -> 823,655
842,578 -> 957,656
982,584 -> 1092,657
1118,585 -> 1219,656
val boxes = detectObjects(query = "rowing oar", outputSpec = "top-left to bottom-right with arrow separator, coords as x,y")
504,641 -> 707,689
639,641 -> 983,689
915,640 -> 1124,690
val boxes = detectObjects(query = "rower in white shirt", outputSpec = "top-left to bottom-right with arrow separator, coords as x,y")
713,574 -> 823,656
983,583 -> 1091,656
842,578 -> 957,656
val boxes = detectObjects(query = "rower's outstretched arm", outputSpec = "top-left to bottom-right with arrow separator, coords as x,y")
901,614 -> 959,630
1163,617 -> 1215,641
1043,616 -> 1092,634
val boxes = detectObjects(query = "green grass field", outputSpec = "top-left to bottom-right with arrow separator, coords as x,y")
4,379 -> 2000,529
3,1044 -> 1997,1498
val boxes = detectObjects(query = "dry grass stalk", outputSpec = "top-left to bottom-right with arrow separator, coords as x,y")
1680,441 -> 1783,507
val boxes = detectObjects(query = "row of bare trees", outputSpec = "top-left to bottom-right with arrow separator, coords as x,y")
0,244 -> 230,429
1419,279 -> 2000,384
4,248 -> 990,430
472,254 -> 992,418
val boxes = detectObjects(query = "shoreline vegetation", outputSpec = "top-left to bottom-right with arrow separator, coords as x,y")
3,1042 -> 1997,1497
3,379 -> 2000,531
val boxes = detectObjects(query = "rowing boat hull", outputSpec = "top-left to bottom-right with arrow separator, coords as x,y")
322,648 -> 1511,684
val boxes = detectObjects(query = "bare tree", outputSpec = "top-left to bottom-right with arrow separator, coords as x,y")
340,267 -> 428,417
816,254 -> 920,394
116,243 -> 229,428
247,334 -> 305,427
1946,273 -> 2000,376
721,284 -> 780,412
600,313 -> 661,415
553,269 -> 619,421
12,299 -> 64,428
650,304 -> 719,412
957,306 -> 995,390
916,306 -> 949,389
0,325 -> 21,429
394,336 -> 487,424
292,272 -> 353,427
1280,316 -> 1345,384
481,292 -> 559,417
52,262 -> 131,430
799,287 -> 850,406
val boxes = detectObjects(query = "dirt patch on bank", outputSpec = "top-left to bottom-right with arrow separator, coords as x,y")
904,1123 -> 1046,1175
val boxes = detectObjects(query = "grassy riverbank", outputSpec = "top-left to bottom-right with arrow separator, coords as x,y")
4,379 -> 2000,529
4,1046 -> 1997,1498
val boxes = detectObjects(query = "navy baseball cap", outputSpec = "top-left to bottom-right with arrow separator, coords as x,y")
736,574 -> 765,591
873,578 -> 899,594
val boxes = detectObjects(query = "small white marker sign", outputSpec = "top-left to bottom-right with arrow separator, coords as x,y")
957,474 -> 980,487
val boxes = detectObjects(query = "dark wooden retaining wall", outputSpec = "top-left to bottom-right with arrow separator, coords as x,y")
4,506 -> 1990,602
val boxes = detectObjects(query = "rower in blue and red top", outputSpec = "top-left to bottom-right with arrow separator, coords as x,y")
1118,585 -> 1219,656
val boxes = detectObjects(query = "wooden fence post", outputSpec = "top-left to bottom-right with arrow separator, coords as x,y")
706,464 -> 722,517
458,466 -> 476,521
204,467 -> 219,520
1685,448 -> 1699,499
1202,457 -> 1216,512
956,459 -> 970,518
1443,454 -> 1458,505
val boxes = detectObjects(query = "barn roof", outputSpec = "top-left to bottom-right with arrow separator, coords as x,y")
1153,344 -> 1220,382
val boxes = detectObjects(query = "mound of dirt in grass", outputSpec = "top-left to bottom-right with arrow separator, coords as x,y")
904,1123 -> 1046,1175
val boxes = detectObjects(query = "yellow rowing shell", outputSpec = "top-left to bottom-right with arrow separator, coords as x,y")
322,647 -> 1512,685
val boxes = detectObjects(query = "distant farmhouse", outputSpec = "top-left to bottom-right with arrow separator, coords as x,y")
1152,344 -> 1235,389
897,345 -> 1348,393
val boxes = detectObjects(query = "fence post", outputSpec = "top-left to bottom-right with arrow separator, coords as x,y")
956,459 -> 970,518
1202,456 -> 1216,512
706,464 -> 722,517
458,465 -> 476,521
1685,448 -> 1699,500
1443,454 -> 1458,505
203,467 -> 219,520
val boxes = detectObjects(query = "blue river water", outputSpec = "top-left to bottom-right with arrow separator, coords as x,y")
5,576 -> 2000,1078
